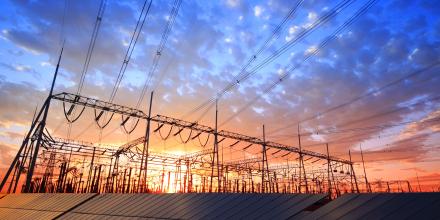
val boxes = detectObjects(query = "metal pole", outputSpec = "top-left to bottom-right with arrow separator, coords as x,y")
122,168 -> 127,193
262,125 -> 266,193
24,46 -> 64,192
95,165 -> 102,193
215,99 -> 221,192
326,143 -> 331,198
139,91 -> 154,192
210,99 -> 219,192
359,144 -> 371,192
416,172 -> 422,192
297,124 -> 308,193
264,125 -> 270,193
349,150 -> 359,193
86,147 -> 96,193
126,167 -> 132,193
106,157 -> 113,192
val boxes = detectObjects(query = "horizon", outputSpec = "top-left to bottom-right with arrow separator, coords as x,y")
0,0 -> 439,193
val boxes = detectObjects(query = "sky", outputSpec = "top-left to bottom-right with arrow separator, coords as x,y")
0,0 -> 439,191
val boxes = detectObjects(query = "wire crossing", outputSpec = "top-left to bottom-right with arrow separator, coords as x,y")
183,0 -> 305,119
268,61 -> 440,135
135,0 -> 182,109
76,0 -> 107,95
219,0 -> 378,127
186,0 -> 355,121
108,0 -> 153,103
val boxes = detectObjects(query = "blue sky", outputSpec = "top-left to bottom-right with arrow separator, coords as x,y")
0,0 -> 440,183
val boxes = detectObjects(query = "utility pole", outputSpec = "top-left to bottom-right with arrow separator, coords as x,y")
298,124 -> 308,193
106,157 -> 113,192
138,91 -> 154,192
348,150 -> 359,193
216,100 -> 221,192
360,144 -> 371,192
262,125 -> 269,193
23,46 -> 64,192
416,172 -> 422,192
326,143 -> 331,198
210,98 -> 219,192
86,147 -> 96,193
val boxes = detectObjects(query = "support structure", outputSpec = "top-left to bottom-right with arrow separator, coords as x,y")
0,47 -> 64,193
138,91 -> 154,192
297,124 -> 308,193
326,143 -> 331,197
210,99 -> 220,192
1,81 -> 361,195
360,145 -> 371,193
349,150 -> 359,193
261,125 -> 269,193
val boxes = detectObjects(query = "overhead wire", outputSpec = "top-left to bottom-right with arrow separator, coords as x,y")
196,0 -> 357,122
76,0 -> 107,95
183,0 -> 305,119
300,127 -> 438,150
265,71 -> 440,154
350,144 -> 440,163
268,115 -> 440,139
88,0 -> 153,132
50,0 -> 69,136
330,95 -> 440,131
268,61 -> 440,135
135,0 -> 182,109
270,95 -> 440,147
152,58 -> 174,94
293,117 -> 439,152
219,0 -> 378,127
59,0 -> 69,48
108,0 -> 153,103
53,0 -> 107,140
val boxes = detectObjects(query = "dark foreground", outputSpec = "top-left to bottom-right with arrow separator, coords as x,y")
0,193 -> 439,219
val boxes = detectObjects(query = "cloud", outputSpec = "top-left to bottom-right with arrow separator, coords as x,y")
307,12 -> 317,21
0,79 -> 45,127
226,0 -> 240,8
254,5 -> 264,17
0,142 -> 17,169
0,131 -> 24,140
0,0 -> 439,187
0,62 -> 40,77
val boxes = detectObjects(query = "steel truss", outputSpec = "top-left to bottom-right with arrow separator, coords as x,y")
0,47 -> 365,199
53,92 -> 351,164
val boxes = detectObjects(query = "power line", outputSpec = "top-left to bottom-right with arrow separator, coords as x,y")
268,115 -> 440,139
51,0 -> 105,140
135,0 -> 182,109
268,61 -> 440,135
194,0 -> 356,122
219,0 -> 378,127
76,0 -> 108,95
59,0 -> 69,48
108,0 -> 153,103
305,128 -> 437,150
182,0 -> 308,119
271,95 -> 440,147
330,95 -> 440,130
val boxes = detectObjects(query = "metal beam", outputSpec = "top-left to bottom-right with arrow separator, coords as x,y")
51,92 -> 351,164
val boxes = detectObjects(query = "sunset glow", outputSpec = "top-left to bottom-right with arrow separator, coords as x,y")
0,0 -> 439,196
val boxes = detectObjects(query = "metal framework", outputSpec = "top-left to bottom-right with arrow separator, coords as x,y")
54,92 -> 352,164
0,50 -> 362,198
